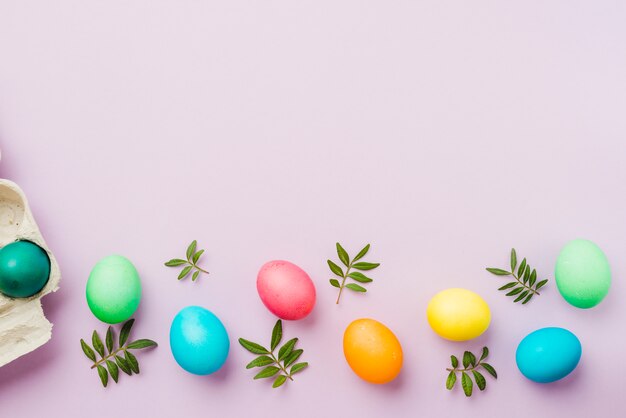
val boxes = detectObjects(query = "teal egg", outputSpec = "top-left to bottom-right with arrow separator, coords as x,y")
555,239 -> 611,308
170,306 -> 230,375
0,240 -> 50,298
86,255 -> 142,324
516,327 -> 581,383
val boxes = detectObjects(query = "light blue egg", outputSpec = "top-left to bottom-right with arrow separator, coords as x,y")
170,306 -> 230,375
516,327 -> 581,383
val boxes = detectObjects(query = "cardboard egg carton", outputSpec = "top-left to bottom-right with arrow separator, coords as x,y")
0,179 -> 61,367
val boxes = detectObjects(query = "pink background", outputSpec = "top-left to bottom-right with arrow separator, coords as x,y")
1,2 -> 625,417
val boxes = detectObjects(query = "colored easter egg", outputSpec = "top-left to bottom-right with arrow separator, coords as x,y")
516,327 -> 582,383
257,260 -> 316,320
170,306 -> 230,375
343,318 -> 403,384
86,255 -> 142,324
555,239 -> 611,309
0,240 -> 50,298
426,288 -> 491,341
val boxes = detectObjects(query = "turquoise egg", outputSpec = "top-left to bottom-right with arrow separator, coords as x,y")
555,239 -> 611,309
170,306 -> 230,375
516,327 -> 581,383
0,240 -> 50,298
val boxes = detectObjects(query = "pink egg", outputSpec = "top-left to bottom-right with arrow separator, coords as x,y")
257,260 -> 316,320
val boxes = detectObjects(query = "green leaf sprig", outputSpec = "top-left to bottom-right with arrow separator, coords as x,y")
486,248 -> 548,304
328,243 -> 380,304
446,347 -> 497,397
164,240 -> 209,281
80,319 -> 158,387
238,320 -> 309,388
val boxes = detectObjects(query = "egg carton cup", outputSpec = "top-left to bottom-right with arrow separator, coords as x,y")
0,179 -> 60,367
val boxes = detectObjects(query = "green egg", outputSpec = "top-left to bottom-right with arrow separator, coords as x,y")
86,255 -> 141,324
0,240 -> 51,298
555,239 -> 611,309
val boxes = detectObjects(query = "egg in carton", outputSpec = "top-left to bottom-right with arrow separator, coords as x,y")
0,179 -> 60,367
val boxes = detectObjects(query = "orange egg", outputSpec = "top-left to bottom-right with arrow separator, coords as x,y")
343,318 -> 403,384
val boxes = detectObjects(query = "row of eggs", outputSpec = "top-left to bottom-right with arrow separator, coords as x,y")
82,239 -> 611,385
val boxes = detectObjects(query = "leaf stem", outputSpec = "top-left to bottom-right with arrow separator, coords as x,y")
269,352 -> 294,381
446,360 -> 484,373
511,272 -> 540,295
90,346 -> 128,369
336,264 -> 352,304
192,263 -> 209,274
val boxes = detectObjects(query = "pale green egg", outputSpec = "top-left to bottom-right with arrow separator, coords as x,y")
86,255 -> 142,323
555,239 -> 611,309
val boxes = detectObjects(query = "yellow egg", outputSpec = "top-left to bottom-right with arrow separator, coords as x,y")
426,288 -> 490,341
343,318 -> 403,384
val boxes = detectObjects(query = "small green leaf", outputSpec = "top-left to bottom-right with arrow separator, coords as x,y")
514,290 -> 529,303
284,349 -> 303,367
246,356 -> 274,369
115,355 -> 132,375
92,331 -> 105,358
506,287 -> 523,296
119,319 -> 134,347
192,249 -> 204,264
273,374 -> 287,388
494,250 -> 545,304
278,338 -> 298,361
167,242 -> 208,281
186,240 -> 197,261
336,243 -> 350,267
127,339 -> 158,350
97,365 -> 108,387
353,244 -> 370,262
290,362 -> 308,375
510,248 -> 517,272
352,262 -> 380,271
80,339 -> 96,362
125,350 -> 140,373
178,265 -> 193,280
239,338 -> 269,355
486,268 -> 511,276
254,366 -> 280,379
473,370 -> 486,390
446,370 -> 457,390
451,355 -> 458,368
106,360 -> 119,383
345,283 -> 366,292
241,321 -> 308,385
522,293 -> 534,304
271,320 -> 282,351
518,258 -> 527,277
462,351 -> 475,368
347,272 -> 372,283
480,347 -> 489,361
327,260 -> 344,277
105,327 -> 114,353
498,282 -> 518,290
481,363 -> 497,378
165,259 -> 187,267
329,279 -> 340,288
461,371 -> 472,397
